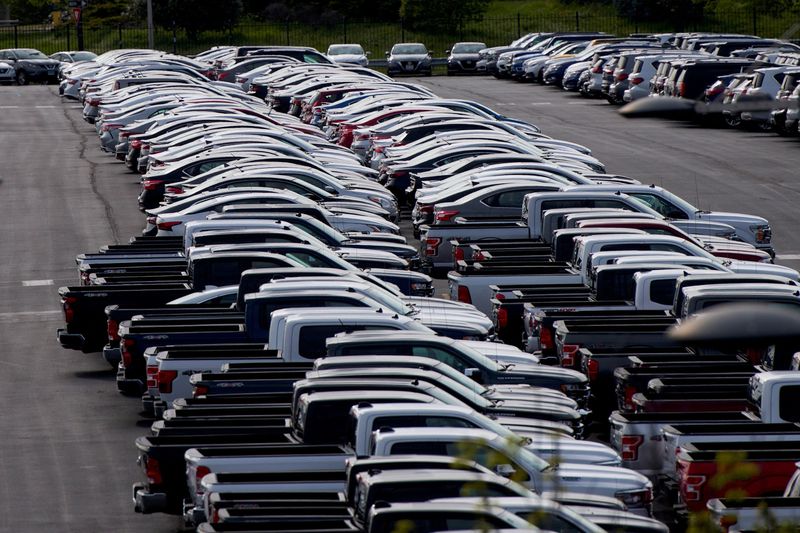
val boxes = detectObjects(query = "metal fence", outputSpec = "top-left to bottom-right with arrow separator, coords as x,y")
1,11 -> 798,57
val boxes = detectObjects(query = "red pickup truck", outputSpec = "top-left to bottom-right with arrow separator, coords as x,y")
676,441 -> 800,513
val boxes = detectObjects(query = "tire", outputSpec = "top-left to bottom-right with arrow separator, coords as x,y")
16,70 -> 27,86
724,115 -> 741,128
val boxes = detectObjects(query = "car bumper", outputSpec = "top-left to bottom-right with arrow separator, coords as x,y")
116,363 -> 144,396
103,346 -> 121,367
57,328 -> 84,350
141,393 -> 156,417
132,482 -> 168,514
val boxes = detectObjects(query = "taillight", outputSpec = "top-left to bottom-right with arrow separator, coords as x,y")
474,251 -> 486,262
630,76 -> 643,85
616,72 -> 628,81
457,285 -> 472,304
435,209 -> 460,222
157,220 -> 182,231
145,456 -> 162,485
130,139 -> 141,149
157,369 -> 178,394
497,307 -> 508,329
193,384 -> 209,398
744,347 -> 764,365
586,359 -> 599,381
195,465 -> 211,493
454,247 -> 465,262
146,365 -> 158,389
62,296 -> 78,323
121,338 -> 135,367
539,326 -> 554,350
678,82 -> 686,98
165,186 -> 184,194
560,344 -> 580,367
418,204 -> 433,214
591,65 -> 602,74
142,179 -> 163,191
623,385 -> 637,411
425,237 -> 442,256
683,474 -> 707,502
620,435 -> 644,461
107,319 -> 120,342
100,123 -> 121,132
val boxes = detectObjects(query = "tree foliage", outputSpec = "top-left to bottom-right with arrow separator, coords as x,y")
399,0 -> 491,31
130,0 -> 242,37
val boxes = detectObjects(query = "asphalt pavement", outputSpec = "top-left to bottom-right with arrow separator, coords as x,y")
0,78 -> 798,531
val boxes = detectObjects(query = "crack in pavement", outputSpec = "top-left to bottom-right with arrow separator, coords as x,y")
60,102 -> 121,245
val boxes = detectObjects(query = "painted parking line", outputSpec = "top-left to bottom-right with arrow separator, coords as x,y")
0,105 -> 20,108
0,310 -> 61,322
34,105 -> 57,108
22,279 -> 54,287
530,102 -> 553,105
776,254 -> 800,260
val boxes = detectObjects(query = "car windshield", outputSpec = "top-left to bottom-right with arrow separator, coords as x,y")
329,45 -> 364,55
452,43 -> 485,54
393,44 -> 427,55
15,49 -> 47,59
73,52 -> 97,61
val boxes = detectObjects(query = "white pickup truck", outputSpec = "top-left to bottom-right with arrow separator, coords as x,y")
450,233 -> 723,315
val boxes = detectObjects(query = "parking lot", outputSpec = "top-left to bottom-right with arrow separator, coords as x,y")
1,78 -> 799,531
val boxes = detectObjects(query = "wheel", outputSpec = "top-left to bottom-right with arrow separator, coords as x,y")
16,70 -> 27,86
724,115 -> 741,128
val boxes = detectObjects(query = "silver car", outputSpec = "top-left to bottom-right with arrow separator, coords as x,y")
431,182 -> 563,223
327,44 -> 369,66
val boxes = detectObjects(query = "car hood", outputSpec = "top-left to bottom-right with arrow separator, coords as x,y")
20,58 -> 60,67
450,53 -> 480,60
695,211 -> 769,226
526,438 -> 621,466
332,55 -> 366,63
545,463 -> 651,493
390,54 -> 429,61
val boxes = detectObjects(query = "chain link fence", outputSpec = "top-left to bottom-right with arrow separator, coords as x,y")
1,11 -> 798,57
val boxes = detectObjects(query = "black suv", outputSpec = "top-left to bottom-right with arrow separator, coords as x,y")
0,48 -> 61,85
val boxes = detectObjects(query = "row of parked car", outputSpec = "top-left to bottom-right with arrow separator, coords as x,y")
481,31 -> 800,135
53,42 -> 800,532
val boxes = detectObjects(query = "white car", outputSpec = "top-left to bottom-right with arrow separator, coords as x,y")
0,61 -> 14,84
326,44 -> 369,66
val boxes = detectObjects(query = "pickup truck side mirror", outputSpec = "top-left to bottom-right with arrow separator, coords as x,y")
494,464 -> 517,478
366,51 -> 372,56
384,51 -> 389,57
464,368 -> 480,379
445,49 -> 451,54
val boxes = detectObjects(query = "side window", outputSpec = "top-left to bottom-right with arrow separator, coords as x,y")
649,279 -> 676,306
630,193 -> 688,219
297,324 -> 365,358
342,344 -> 410,356
373,415 -> 475,430
444,442 -> 531,482
209,292 -> 238,306
521,513 -> 583,533
484,190 -> 529,208
389,441 -> 449,455
445,515 -> 510,529
779,385 -> 800,423
285,251 -> 335,268
411,346 -> 468,372
650,243 -> 691,255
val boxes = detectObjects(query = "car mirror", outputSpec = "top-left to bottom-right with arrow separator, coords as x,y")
464,367 -> 480,378
384,51 -> 389,57
323,185 -> 336,194
495,464 -> 517,478
445,49 -> 451,54
366,51 -> 371,56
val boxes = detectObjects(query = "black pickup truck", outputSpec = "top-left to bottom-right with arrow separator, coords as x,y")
59,252 -> 300,352
554,319 -> 681,370
134,389 -> 434,514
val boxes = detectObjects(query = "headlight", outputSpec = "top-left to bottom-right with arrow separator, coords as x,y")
750,224 -> 771,244
615,488 -> 653,507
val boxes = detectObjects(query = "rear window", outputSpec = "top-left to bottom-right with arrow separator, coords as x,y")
649,279 -> 676,306
779,385 -> 800,423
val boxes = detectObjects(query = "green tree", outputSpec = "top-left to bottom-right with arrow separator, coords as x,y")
399,0 -> 491,31
5,0 -> 52,23
131,0 -> 242,38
